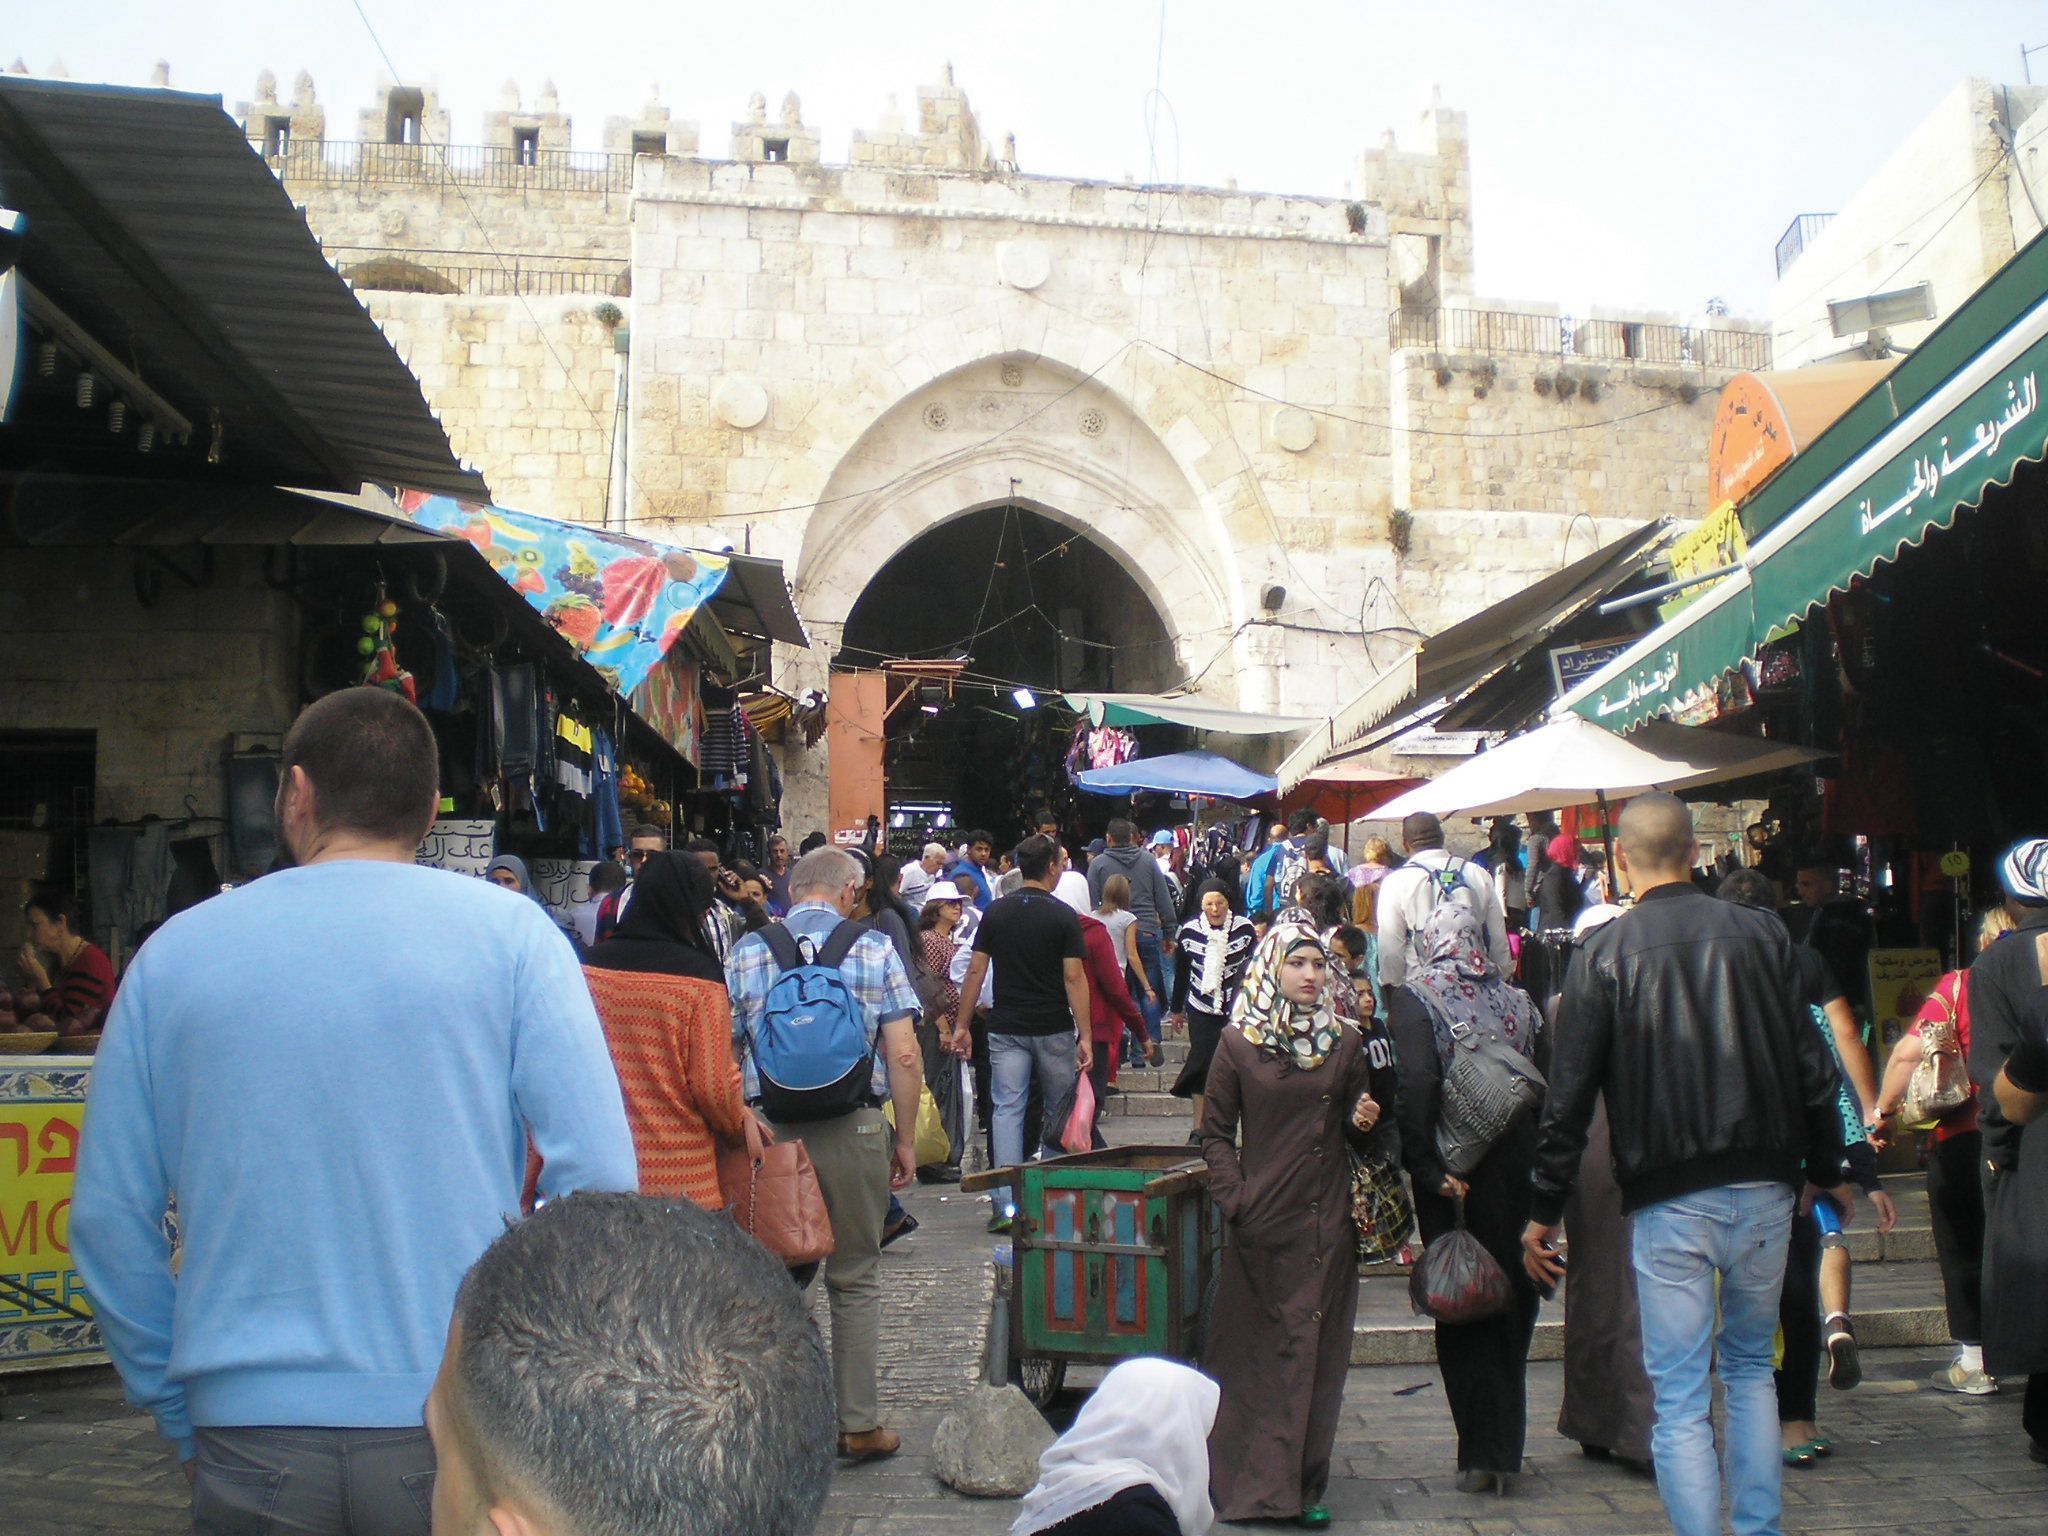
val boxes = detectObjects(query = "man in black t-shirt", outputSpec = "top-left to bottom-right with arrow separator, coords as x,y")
951,834 -> 1091,1231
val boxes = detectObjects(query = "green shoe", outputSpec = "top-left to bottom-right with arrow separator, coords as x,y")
986,1214 -> 1011,1235
1782,1442 -> 1816,1468
1297,1506 -> 1331,1529
1808,1434 -> 1834,1458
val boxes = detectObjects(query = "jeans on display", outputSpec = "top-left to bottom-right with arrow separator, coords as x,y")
1631,1183 -> 1796,1536
988,1030 -> 1079,1217
1134,928 -> 1167,1044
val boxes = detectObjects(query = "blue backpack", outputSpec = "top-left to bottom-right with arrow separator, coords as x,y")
752,923 -> 874,1122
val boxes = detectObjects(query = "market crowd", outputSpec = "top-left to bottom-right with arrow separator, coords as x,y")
45,690 -> 2048,1536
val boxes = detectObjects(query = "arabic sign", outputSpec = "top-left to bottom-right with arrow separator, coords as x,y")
0,1060 -> 100,1373
1750,353 -> 2048,641
416,819 -> 497,877
1868,947 -> 1943,1052
1571,336 -> 2048,731
397,495 -> 729,696
1660,500 -> 1748,621
1549,639 -> 1635,698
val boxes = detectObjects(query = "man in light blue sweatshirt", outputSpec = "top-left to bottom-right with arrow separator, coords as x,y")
71,688 -> 637,1528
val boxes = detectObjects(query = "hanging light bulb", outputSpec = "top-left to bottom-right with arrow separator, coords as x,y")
136,421 -> 157,453
35,341 -> 58,378
108,399 -> 128,434
75,370 -> 96,409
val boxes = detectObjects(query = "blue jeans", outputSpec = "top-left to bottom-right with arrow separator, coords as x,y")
989,1030 -> 1079,1217
1631,1183 -> 1797,1536
1134,928 -> 1167,1044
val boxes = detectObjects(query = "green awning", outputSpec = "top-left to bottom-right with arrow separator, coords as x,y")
1564,243 -> 2048,731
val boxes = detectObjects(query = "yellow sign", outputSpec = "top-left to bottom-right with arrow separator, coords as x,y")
1939,850 -> 1971,878
1868,948 -> 1943,1052
0,1067 -> 99,1371
1660,500 -> 1749,621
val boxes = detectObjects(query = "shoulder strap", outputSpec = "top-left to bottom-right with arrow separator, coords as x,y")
760,924 -> 804,974
816,920 -> 865,971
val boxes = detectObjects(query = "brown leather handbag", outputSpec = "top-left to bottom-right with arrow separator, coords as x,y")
717,1114 -> 836,1267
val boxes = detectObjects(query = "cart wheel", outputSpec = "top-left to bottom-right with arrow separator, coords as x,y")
1010,1354 -> 1067,1409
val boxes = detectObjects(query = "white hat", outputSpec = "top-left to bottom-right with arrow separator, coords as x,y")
922,882 -> 968,903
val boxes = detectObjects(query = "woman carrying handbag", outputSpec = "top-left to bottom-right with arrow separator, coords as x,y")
1388,904 -> 1546,1496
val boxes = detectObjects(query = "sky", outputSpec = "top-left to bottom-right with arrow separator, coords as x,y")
11,1 -> 2048,317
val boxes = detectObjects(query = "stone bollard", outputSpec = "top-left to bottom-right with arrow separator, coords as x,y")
932,1382 -> 1054,1497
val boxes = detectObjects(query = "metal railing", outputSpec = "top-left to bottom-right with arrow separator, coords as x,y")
326,245 -> 630,298
266,138 -> 635,197
1393,306 -> 1771,372
1775,213 -> 1836,278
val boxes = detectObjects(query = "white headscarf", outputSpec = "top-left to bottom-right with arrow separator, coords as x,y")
1011,1358 -> 1219,1536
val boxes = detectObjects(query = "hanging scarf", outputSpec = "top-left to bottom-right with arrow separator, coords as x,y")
1404,904 -> 1541,1067
1231,920 -> 1342,1072
585,852 -> 726,982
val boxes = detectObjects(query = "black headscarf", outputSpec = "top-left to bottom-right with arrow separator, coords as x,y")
585,852 -> 726,983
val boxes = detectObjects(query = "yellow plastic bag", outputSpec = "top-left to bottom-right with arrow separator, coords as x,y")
885,1082 -> 951,1168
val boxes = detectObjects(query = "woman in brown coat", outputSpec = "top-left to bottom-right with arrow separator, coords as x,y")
1200,921 -> 1393,1528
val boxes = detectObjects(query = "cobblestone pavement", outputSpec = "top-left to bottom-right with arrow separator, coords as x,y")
6,1149 -> 2045,1535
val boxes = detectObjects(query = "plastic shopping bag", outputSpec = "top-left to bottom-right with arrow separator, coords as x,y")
1407,1201 -> 1511,1324
885,1082 -> 952,1168
1060,1071 -> 1097,1154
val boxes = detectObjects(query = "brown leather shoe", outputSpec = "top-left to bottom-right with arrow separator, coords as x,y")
837,1427 -> 902,1462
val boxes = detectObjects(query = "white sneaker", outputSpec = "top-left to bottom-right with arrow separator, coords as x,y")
1932,1359 -> 1999,1396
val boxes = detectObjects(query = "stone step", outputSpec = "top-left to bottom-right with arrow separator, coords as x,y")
1100,1089 -> 1193,1119
1349,1257 -> 1953,1366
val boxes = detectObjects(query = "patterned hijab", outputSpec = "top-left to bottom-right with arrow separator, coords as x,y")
1404,903 -> 1542,1067
1231,920 -> 1342,1072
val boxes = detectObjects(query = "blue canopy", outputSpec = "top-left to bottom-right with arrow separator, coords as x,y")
1076,750 -> 1277,801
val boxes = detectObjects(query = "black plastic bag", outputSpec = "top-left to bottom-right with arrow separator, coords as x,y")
1408,1202 -> 1511,1324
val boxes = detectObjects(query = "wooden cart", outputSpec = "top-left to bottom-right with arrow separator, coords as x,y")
962,1145 -> 1218,1407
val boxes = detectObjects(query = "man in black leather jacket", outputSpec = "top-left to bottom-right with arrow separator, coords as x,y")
1521,793 -> 1853,1536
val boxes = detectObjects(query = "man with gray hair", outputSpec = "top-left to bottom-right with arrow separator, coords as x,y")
425,1191 -> 835,1536
726,845 -> 923,1462
901,840 -> 948,909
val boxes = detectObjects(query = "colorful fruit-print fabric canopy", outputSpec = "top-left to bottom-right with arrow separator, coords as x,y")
399,493 -> 730,695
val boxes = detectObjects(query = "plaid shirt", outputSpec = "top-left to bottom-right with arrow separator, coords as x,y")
727,901 -> 920,1101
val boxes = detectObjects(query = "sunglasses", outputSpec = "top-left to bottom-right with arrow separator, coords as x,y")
628,849 -> 656,865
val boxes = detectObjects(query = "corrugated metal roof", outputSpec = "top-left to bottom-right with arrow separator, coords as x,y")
0,77 -> 485,499
707,551 -> 810,647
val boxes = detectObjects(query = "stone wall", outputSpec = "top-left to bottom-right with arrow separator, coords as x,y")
0,547 -> 298,822
1390,347 -> 1729,522
362,293 -> 622,523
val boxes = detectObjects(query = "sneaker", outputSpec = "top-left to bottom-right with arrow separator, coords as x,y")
1825,1319 -> 1862,1391
987,1213 -> 1012,1235
1932,1359 -> 1999,1396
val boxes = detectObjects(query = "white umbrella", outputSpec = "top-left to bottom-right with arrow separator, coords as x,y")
1371,714 -> 1824,821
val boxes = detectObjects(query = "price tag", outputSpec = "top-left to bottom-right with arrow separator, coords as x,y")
1939,851 -> 1971,878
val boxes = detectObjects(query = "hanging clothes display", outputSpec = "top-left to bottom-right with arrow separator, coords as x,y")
588,728 -> 625,859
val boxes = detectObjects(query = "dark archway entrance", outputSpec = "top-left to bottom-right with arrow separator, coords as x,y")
838,505 -> 1177,847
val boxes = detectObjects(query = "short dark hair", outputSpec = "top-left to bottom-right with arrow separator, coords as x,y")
1401,812 -> 1444,850
282,688 -> 438,846
1287,808 -> 1318,835
1716,867 -> 1780,912
797,831 -> 828,855
1332,924 -> 1367,958
449,1192 -> 833,1536
1794,851 -> 1838,877
1617,792 -> 1697,871
588,861 -> 629,895
966,829 -> 995,850
1105,817 -> 1137,846
23,886 -> 79,930
630,823 -> 666,844
683,836 -> 721,857
1033,807 -> 1060,829
1015,833 -> 1058,882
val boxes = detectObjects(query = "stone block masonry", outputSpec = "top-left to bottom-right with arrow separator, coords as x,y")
223,64 -> 1768,822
